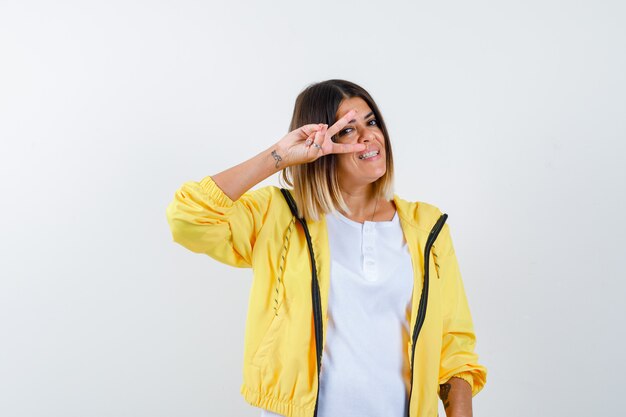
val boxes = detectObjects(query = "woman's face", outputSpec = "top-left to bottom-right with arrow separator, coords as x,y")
333,96 -> 387,190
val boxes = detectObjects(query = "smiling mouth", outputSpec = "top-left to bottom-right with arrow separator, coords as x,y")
358,150 -> 380,160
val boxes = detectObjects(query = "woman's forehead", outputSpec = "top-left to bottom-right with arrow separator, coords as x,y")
336,96 -> 372,118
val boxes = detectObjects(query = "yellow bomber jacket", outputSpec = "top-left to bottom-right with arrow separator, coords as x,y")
166,175 -> 487,417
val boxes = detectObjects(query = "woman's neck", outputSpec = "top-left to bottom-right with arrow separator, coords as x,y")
338,184 -> 379,220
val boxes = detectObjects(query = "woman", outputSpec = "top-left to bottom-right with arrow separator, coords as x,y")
166,79 -> 487,417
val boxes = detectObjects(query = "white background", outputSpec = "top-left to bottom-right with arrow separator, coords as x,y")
1,1 -> 625,416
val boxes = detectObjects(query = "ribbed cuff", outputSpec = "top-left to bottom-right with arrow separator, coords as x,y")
199,175 -> 234,207
449,371 -> 474,392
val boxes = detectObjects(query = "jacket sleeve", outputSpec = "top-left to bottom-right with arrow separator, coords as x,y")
434,221 -> 487,396
165,175 -> 274,268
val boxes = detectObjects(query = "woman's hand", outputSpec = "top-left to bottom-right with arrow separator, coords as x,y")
276,109 -> 367,167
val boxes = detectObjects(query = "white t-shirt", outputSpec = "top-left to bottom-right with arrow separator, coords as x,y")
261,209 -> 414,417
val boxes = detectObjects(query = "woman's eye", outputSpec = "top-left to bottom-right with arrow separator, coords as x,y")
339,128 -> 353,136
338,120 -> 376,137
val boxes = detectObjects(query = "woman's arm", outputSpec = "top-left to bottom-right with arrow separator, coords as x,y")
166,115 -> 365,265
212,111 -> 364,201
434,221 -> 488,395
211,142 -> 290,203
165,124 -> 321,266
440,376 -> 473,417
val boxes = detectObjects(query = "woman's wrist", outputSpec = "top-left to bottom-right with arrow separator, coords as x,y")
440,376 -> 473,417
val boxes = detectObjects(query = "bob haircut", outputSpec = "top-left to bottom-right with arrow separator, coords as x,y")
281,79 -> 395,222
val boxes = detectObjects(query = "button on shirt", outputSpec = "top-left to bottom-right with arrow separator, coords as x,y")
262,209 -> 414,417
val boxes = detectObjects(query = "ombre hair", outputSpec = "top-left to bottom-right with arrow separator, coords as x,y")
280,79 -> 395,222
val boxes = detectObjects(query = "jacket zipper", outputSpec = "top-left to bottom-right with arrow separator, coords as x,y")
282,189 -> 447,417
280,189 -> 324,417
406,213 -> 448,416
297,214 -> 323,417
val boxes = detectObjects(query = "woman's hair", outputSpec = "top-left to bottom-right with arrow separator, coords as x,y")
280,79 -> 395,222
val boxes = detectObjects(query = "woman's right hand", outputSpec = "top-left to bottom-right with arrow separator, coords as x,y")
276,109 -> 367,167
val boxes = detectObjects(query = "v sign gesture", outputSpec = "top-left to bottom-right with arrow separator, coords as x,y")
276,109 -> 366,167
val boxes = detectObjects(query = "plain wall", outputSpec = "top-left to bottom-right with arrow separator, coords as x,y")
1,0 -> 625,416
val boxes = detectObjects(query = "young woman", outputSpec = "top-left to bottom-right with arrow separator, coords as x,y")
166,79 -> 487,417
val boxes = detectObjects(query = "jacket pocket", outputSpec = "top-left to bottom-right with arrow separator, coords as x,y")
251,311 -> 286,368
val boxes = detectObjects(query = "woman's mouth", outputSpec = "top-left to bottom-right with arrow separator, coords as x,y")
358,150 -> 380,160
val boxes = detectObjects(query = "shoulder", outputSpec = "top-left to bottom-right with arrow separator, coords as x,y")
239,184 -> 286,208
242,184 -> 292,218
243,183 -> 282,199
393,194 -> 445,233
206,180 -> 290,220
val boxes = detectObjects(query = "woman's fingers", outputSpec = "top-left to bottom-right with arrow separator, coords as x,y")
304,129 -> 316,146
299,123 -> 323,139
303,117 -> 366,156
325,109 -> 356,139
310,125 -> 326,153
295,112 -> 367,159
330,142 -> 366,155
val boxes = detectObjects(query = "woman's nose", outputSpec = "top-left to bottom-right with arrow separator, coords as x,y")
358,132 -> 375,144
